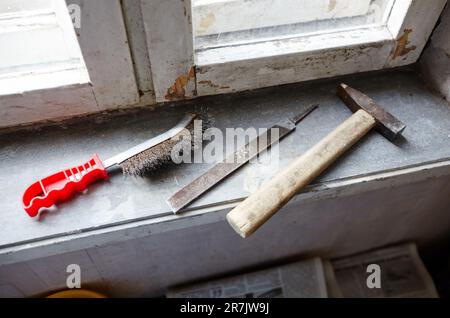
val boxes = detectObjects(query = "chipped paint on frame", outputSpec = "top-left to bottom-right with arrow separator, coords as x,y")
141,0 -> 196,102
165,66 -> 197,100
196,27 -> 395,96
196,0 -> 447,97
392,29 -> 416,59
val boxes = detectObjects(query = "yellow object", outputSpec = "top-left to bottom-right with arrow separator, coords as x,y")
47,289 -> 106,298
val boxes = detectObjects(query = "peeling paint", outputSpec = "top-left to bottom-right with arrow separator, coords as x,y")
393,29 -> 417,59
165,66 -> 196,100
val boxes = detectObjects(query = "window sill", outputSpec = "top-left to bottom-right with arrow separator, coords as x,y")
1,68 -> 450,265
195,26 -> 392,65
0,66 -> 90,96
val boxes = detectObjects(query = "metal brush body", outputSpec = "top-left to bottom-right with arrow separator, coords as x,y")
103,113 -> 196,169
22,113 -> 199,217
105,113 -> 198,176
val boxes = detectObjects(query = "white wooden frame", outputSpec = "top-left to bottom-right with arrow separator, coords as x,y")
0,0 -> 97,128
189,0 -> 447,96
141,0 -> 446,100
141,0 -> 196,103
0,0 -> 447,125
71,0 -> 140,110
0,0 -> 142,128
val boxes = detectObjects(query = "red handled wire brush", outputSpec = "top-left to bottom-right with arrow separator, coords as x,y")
22,113 -> 204,217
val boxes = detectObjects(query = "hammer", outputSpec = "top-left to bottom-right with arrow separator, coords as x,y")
226,84 -> 406,238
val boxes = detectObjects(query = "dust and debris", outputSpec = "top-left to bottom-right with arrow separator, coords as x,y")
165,66 -> 196,100
197,66 -> 210,74
360,43 -> 384,49
198,80 -> 230,90
393,29 -> 417,59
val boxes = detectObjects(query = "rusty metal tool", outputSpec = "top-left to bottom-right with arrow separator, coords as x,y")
227,84 -> 406,238
167,105 -> 318,213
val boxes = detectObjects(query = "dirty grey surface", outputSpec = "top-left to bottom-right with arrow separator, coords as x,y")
1,69 -> 450,249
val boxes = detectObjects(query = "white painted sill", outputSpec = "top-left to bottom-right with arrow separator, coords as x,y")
195,25 -> 392,65
0,67 -> 90,96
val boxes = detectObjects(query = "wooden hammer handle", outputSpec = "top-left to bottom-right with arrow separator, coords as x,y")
226,109 -> 376,238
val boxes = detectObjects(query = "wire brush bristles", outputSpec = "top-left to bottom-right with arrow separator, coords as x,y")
119,115 -> 210,177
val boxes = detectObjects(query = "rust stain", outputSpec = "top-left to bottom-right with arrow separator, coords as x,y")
198,80 -> 230,90
328,0 -> 337,12
393,29 -> 417,59
165,66 -> 196,100
189,66 -> 197,96
188,66 -> 195,79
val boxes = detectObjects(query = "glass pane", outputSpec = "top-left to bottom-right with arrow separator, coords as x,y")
0,0 -> 85,79
194,0 -> 395,50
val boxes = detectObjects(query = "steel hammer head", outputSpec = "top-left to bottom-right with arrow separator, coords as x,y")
337,83 -> 406,141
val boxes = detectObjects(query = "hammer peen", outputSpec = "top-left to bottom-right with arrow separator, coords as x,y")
226,84 -> 406,238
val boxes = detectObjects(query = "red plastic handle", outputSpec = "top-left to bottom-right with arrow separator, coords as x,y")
22,154 -> 108,217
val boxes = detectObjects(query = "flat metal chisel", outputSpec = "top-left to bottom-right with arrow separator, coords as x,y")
166,105 -> 318,213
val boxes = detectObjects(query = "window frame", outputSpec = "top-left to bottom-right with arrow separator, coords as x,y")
0,0 -> 97,127
71,0 -> 141,109
195,0 -> 447,95
142,0 -> 447,101
141,0 -> 196,103
0,0 -> 141,128
0,0 -> 447,127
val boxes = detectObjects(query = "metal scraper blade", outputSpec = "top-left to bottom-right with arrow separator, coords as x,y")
166,105 -> 318,213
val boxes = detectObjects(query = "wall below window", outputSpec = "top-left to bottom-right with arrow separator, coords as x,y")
1,174 -> 450,297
